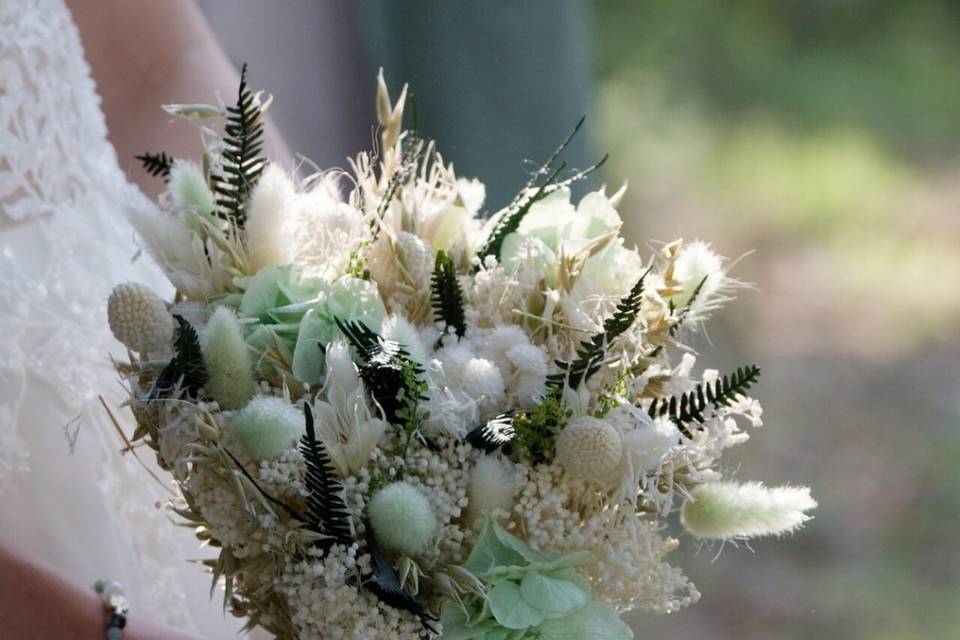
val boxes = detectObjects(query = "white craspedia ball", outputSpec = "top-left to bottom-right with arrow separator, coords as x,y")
107,282 -> 174,354
466,456 -> 519,524
368,481 -> 438,557
201,306 -> 256,410
555,415 -> 623,484
229,396 -> 305,460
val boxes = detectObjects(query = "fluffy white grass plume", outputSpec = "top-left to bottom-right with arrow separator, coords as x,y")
246,164 -> 297,272
126,203 -> 232,298
107,282 -> 174,355
466,455 -> 519,524
368,481 -> 438,557
681,481 -> 817,540
168,160 -> 215,215
201,306 -> 256,410
230,396 -> 304,460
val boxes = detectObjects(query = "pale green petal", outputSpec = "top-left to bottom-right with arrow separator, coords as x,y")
488,581 -> 546,630
573,190 -> 622,239
292,308 -> 328,385
464,517 -> 526,576
519,572 -> 589,615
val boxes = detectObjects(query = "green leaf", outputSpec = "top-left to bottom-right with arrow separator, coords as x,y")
491,519 -> 551,565
488,581 -> 546,630
464,517 -> 527,576
291,309 -> 327,385
519,573 -> 589,615
537,601 -> 634,640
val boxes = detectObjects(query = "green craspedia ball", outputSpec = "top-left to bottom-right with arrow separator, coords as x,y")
229,396 -> 304,461
368,482 -> 438,557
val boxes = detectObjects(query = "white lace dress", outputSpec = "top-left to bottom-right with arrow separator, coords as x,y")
0,1 -> 245,637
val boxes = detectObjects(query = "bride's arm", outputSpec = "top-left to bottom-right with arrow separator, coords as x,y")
68,0 -> 293,198
0,538 -> 199,640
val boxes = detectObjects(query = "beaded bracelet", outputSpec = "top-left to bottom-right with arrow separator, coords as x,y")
93,580 -> 129,640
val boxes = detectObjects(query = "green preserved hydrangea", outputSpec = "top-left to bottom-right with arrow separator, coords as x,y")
440,517 -> 633,640
235,265 -> 386,384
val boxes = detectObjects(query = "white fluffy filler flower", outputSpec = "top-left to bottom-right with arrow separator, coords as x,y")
555,415 -> 623,485
107,282 -> 174,354
230,396 -> 305,461
201,306 -> 256,410
368,481 -> 438,557
466,455 -> 519,524
246,164 -> 297,273
681,481 -> 817,540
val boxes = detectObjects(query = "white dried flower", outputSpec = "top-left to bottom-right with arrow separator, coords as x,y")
201,306 -> 256,410
681,481 -> 817,540
107,282 -> 174,354
555,415 -> 623,485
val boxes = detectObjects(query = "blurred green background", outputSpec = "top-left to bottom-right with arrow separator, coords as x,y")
595,3 -> 960,639
207,1 -> 960,637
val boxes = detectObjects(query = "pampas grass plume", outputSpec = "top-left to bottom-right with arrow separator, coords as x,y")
246,164 -> 296,272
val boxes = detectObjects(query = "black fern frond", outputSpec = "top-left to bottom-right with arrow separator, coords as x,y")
464,412 -> 516,453
210,63 -> 267,226
335,319 -> 426,424
136,152 -> 174,180
476,117 -> 608,261
431,250 -> 466,338
546,270 -> 650,395
363,523 -> 438,632
647,364 -> 761,438
299,403 -> 353,549
149,315 -> 207,400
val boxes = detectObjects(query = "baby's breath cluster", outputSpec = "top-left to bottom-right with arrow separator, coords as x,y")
110,67 -> 814,639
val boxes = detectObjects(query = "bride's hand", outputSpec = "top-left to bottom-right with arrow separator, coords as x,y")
0,538 -> 201,640
68,0 -> 293,198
